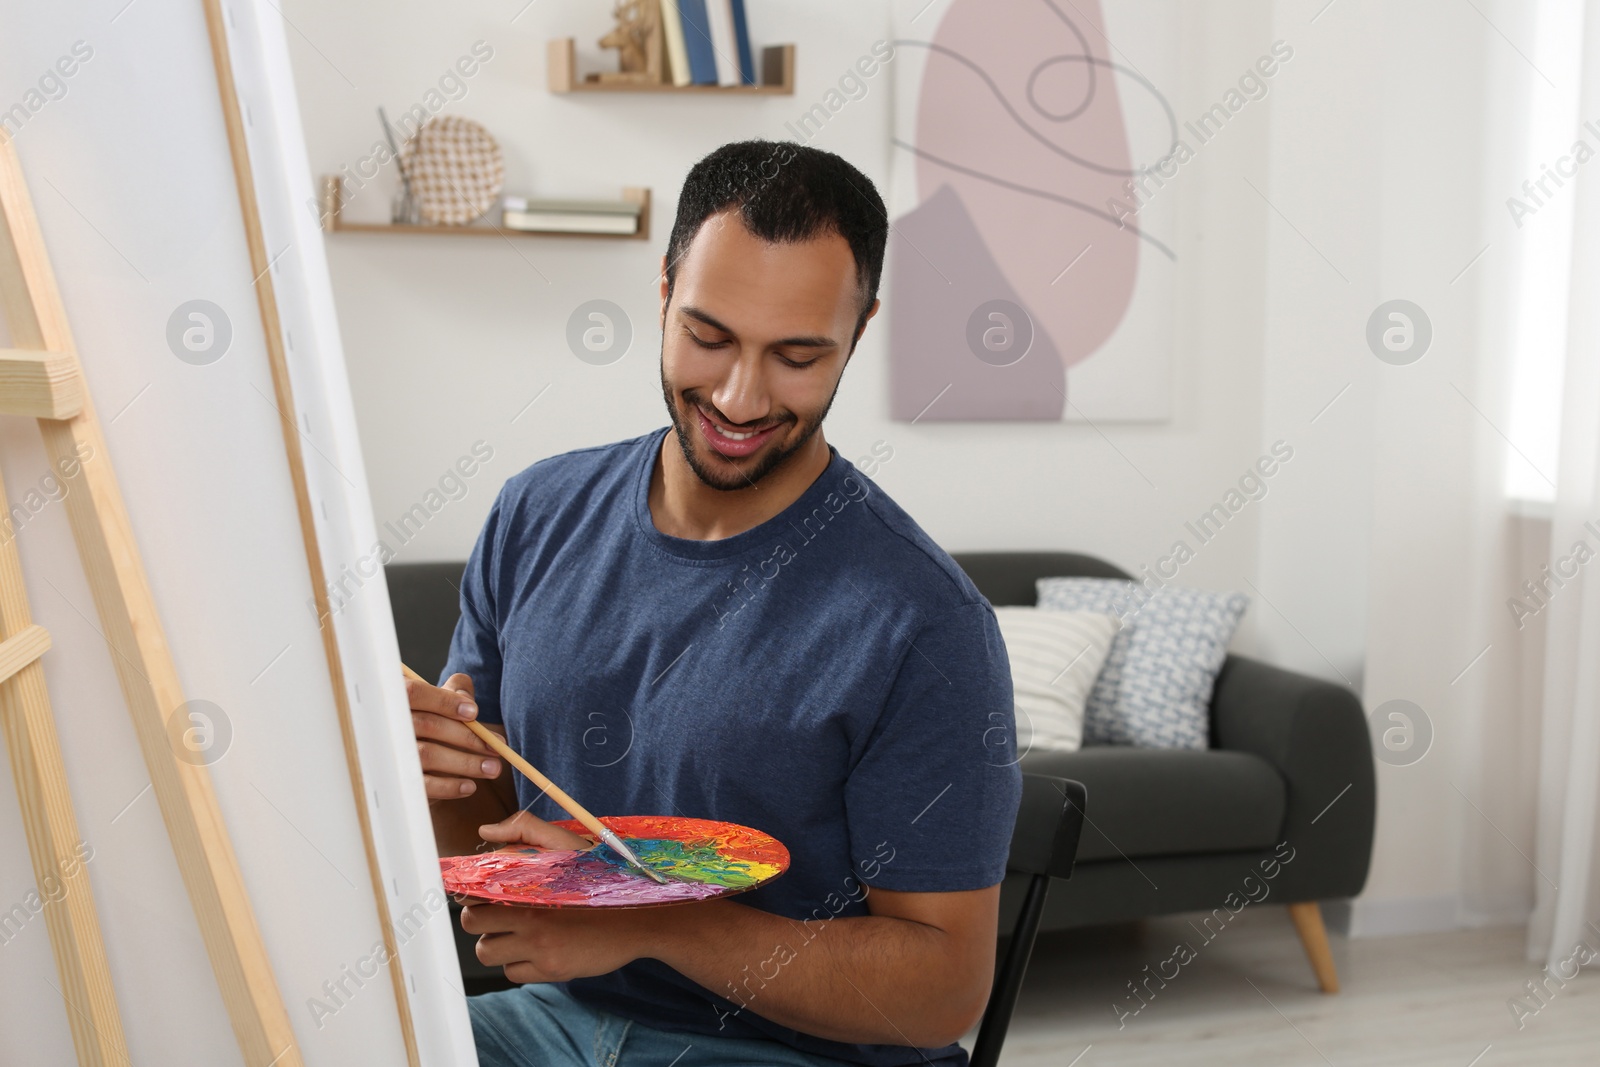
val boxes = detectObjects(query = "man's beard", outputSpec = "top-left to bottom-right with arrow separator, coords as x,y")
659,361 -> 837,492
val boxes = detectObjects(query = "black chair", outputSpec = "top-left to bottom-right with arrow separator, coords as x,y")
970,774 -> 1088,1067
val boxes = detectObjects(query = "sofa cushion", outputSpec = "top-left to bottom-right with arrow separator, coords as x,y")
1017,746 -> 1285,862
992,607 -> 1120,752
1036,578 -> 1249,750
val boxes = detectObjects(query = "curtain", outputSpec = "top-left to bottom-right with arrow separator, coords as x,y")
1528,0 -> 1600,972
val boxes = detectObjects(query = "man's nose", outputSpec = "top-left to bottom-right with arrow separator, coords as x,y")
710,349 -> 772,426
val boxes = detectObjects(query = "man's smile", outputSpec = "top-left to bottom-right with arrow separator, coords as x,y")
694,406 -> 784,459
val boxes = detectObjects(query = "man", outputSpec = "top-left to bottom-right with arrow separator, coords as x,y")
406,140 -> 1021,1066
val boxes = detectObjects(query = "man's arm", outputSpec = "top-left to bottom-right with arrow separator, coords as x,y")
463,879 -> 999,1048
655,884 -> 999,1047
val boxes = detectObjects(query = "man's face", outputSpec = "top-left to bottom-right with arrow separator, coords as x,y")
658,208 -> 878,491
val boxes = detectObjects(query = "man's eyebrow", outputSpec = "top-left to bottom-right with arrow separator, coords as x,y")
678,305 -> 838,349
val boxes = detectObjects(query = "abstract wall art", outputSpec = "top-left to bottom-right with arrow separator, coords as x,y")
887,0 -> 1179,422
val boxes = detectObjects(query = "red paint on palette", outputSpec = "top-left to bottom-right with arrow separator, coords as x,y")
439,815 -> 789,909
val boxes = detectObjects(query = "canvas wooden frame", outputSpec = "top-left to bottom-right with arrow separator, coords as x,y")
193,2 -> 474,1062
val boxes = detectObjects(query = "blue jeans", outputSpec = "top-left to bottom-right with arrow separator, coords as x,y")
469,983 -> 853,1067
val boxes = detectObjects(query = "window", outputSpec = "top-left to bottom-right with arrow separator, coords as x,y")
1504,0 -> 1586,502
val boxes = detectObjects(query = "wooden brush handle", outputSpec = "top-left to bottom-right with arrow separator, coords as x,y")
400,663 -> 609,842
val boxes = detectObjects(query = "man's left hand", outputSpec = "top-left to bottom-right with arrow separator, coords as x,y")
461,901 -> 659,983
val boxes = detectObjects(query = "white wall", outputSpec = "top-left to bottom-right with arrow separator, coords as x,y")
288,0 -> 1280,646
283,0 -> 1548,935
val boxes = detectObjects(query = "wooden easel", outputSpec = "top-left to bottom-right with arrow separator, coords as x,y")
0,131 -> 303,1065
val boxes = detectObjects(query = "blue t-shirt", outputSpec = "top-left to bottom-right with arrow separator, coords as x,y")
442,427 -> 1021,1067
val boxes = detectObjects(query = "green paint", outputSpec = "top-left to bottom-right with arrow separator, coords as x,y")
606,837 -> 773,888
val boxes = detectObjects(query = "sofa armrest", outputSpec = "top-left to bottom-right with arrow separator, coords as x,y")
1209,654 -> 1376,901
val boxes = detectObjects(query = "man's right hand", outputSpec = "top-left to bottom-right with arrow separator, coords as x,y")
407,671 -> 504,801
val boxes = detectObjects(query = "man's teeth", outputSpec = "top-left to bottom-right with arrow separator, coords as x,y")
711,422 -> 759,440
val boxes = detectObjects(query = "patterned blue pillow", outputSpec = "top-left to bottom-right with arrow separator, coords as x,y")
1035,578 -> 1250,749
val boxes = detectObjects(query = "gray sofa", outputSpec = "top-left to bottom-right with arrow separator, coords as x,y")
958,552 -> 1375,993
386,550 -> 1375,994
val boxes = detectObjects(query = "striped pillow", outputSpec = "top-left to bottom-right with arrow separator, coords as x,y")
992,607 -> 1121,754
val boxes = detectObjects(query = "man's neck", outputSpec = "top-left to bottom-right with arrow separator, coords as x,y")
648,429 -> 833,542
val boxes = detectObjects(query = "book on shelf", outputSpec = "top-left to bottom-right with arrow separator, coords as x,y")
659,0 -> 692,87
501,196 -> 641,215
728,0 -> 756,86
675,0 -> 720,85
499,195 -> 642,235
502,210 -> 639,235
704,0 -> 741,87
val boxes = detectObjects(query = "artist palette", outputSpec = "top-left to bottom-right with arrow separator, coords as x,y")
439,815 -> 789,909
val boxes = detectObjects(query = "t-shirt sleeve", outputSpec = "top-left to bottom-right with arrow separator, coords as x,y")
844,600 -> 1023,892
440,488 -> 506,726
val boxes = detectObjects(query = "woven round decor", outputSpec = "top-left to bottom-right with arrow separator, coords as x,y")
401,115 -> 504,225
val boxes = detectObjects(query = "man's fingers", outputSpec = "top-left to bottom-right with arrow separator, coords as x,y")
479,810 -> 594,851
416,719 -> 501,798
403,671 -> 479,721
418,740 -> 501,781
474,933 -> 528,971
424,774 -> 478,800
460,904 -> 525,937
412,711 -> 496,756
407,671 -> 498,804
477,810 -> 541,842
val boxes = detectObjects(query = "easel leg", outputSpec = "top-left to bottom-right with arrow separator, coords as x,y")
0,515 -> 129,1064
0,122 -> 303,1065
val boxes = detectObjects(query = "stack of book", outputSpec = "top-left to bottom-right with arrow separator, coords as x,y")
500,196 -> 642,235
660,0 -> 757,87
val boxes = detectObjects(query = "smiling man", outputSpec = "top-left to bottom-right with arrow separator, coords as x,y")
407,140 -> 1022,1067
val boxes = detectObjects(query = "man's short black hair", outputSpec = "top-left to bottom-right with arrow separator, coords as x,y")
664,140 -> 888,351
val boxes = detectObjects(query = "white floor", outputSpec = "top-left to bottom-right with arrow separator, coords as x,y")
964,906 -> 1599,1066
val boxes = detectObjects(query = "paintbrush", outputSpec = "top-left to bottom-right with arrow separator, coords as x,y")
400,662 -> 669,884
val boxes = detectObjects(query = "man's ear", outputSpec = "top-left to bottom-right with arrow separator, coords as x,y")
849,298 -> 882,354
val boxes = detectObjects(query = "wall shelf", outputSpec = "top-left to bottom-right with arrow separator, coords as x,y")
321,183 -> 651,242
547,38 -> 794,95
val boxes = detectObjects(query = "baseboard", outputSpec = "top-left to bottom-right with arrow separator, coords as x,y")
1459,905 -> 1534,929
1320,898 -> 1354,937
1340,894 -> 1461,938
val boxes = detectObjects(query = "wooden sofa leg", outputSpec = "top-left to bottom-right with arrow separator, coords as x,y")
1287,902 -> 1340,993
